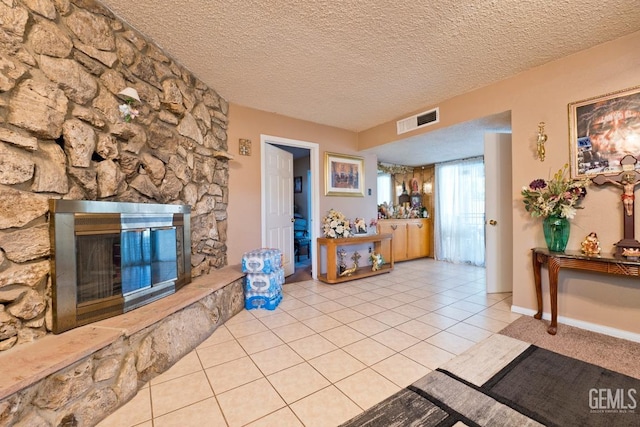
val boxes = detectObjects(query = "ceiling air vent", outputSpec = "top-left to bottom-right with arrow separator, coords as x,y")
396,107 -> 439,135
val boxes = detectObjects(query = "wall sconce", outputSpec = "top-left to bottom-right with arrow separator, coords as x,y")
118,87 -> 141,122
239,139 -> 251,156
422,182 -> 432,194
536,121 -> 547,162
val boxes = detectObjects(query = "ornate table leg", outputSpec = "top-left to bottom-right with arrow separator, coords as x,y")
547,257 -> 561,335
532,250 -> 544,320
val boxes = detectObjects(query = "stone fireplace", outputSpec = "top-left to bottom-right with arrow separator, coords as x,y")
0,0 -> 243,424
50,200 -> 192,333
0,0 -> 232,352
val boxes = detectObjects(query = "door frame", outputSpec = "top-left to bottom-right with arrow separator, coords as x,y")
261,134 -> 320,279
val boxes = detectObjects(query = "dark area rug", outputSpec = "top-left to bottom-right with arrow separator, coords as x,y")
339,388 -> 451,427
341,342 -> 640,427
483,345 -> 640,427
499,315 -> 640,379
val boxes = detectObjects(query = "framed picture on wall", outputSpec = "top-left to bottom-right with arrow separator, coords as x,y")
294,176 -> 302,193
569,85 -> 640,178
324,152 -> 365,197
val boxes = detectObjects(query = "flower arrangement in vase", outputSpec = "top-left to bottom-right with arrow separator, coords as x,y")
521,164 -> 590,252
322,209 -> 352,238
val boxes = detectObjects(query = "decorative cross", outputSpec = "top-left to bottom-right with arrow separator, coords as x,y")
351,251 -> 361,267
592,154 -> 640,255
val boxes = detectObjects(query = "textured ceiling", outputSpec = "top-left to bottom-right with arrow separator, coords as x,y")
99,0 -> 640,165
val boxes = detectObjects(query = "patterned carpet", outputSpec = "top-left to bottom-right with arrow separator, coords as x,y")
340,334 -> 640,427
499,316 -> 640,379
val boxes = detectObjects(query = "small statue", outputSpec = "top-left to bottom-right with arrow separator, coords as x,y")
351,251 -> 361,267
581,232 -> 601,255
370,252 -> 384,271
337,248 -> 347,274
410,178 -> 420,194
622,247 -> 640,259
339,263 -> 357,277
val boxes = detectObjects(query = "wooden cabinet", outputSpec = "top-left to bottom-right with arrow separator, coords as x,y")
407,220 -> 429,259
378,220 -> 407,263
378,219 -> 430,261
316,234 -> 393,284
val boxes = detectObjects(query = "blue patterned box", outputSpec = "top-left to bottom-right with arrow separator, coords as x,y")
244,266 -> 284,310
241,248 -> 283,274
244,268 -> 284,295
245,293 -> 282,311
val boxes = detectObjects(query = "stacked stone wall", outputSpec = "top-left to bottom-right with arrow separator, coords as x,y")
0,278 -> 245,426
0,0 -> 232,352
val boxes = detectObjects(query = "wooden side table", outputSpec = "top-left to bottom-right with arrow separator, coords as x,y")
532,248 -> 640,335
317,234 -> 393,284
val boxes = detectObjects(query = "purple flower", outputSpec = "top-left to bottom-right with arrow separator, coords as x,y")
529,179 -> 547,190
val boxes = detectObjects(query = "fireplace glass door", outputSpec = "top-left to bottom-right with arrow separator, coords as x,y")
76,233 -> 122,304
151,227 -> 178,285
76,227 -> 179,305
51,200 -> 191,334
121,229 -> 152,295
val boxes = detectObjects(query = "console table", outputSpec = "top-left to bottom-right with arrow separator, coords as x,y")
532,247 -> 640,335
317,234 -> 393,284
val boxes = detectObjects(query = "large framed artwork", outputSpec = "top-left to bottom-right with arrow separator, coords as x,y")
324,152 -> 364,197
569,85 -> 640,178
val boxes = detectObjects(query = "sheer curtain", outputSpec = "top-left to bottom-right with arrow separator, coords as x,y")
434,157 -> 485,266
377,172 -> 392,205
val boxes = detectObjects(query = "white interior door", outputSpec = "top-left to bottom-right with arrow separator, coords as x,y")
264,144 -> 295,276
484,133 -> 513,293
261,135 -> 320,280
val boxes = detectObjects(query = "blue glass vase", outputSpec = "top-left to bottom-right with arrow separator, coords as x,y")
543,215 -> 570,252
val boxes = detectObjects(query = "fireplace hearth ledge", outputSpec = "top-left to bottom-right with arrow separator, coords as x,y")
0,265 -> 244,424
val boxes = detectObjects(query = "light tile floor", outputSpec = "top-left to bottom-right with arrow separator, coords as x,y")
99,258 -> 519,427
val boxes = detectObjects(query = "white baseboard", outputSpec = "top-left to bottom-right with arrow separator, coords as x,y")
511,305 -> 640,344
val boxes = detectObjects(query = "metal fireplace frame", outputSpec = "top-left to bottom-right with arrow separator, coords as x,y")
49,200 -> 191,334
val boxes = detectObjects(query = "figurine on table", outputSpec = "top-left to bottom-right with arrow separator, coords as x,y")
581,232 -> 601,255
339,263 -> 357,277
370,252 -> 385,271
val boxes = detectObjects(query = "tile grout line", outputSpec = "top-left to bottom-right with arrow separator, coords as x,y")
102,259 -> 518,427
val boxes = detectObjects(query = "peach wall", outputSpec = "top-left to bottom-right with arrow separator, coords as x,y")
359,31 -> 640,336
226,32 -> 640,336
226,105 -> 378,264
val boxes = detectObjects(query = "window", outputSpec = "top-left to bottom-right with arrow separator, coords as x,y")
435,157 -> 485,266
377,172 -> 391,205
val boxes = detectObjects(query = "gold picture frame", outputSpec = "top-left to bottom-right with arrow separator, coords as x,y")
324,152 -> 364,197
568,85 -> 640,178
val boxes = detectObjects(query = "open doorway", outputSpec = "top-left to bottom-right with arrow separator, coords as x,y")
365,112 -> 513,293
286,146 -> 311,276
260,135 -> 320,280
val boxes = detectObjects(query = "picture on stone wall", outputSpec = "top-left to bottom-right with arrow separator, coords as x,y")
569,85 -> 640,178
324,152 -> 364,197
